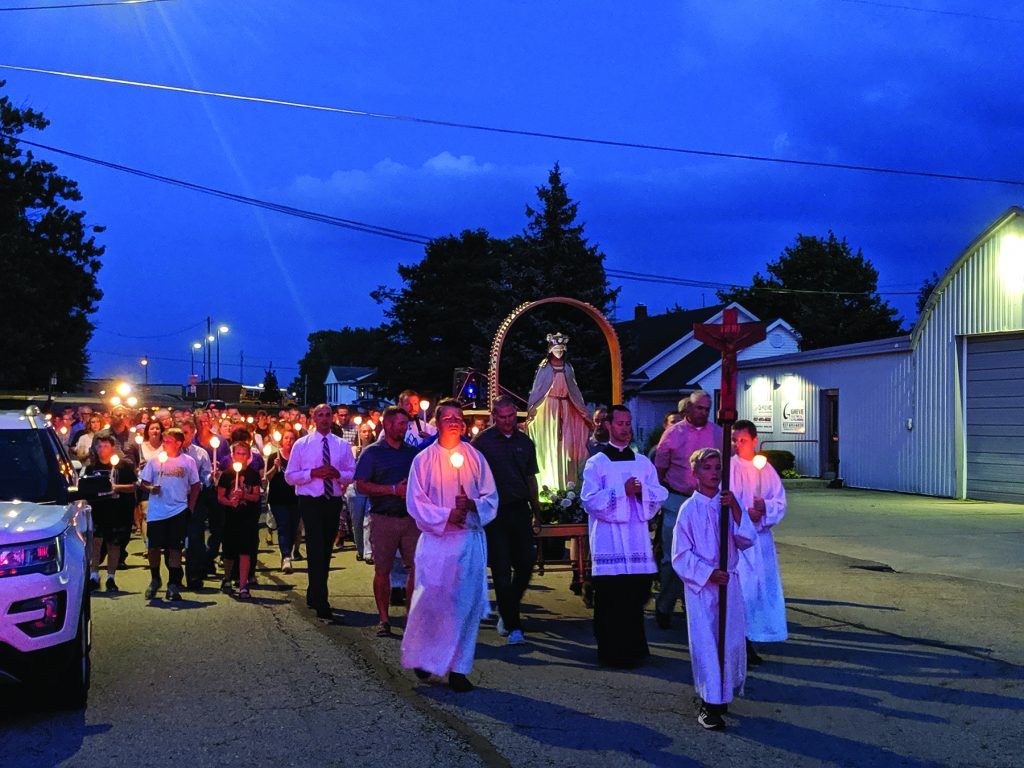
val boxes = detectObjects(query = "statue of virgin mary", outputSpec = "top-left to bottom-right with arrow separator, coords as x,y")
526,332 -> 592,490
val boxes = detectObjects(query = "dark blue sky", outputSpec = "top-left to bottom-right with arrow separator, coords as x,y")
3,1 -> 1022,389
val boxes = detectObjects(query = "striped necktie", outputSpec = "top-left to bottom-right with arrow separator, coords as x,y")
322,436 -> 333,498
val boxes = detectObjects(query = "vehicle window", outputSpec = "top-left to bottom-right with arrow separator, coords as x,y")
0,430 -> 64,503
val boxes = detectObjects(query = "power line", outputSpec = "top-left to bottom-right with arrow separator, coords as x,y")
94,319 -> 207,340
91,348 -> 300,371
833,0 -> 1024,23
2,63 -> 1021,188
5,134 -> 433,245
0,0 -> 172,10
12,133 -> 925,301
606,268 -> 919,297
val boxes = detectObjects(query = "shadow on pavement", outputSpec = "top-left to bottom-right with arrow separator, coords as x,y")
419,686 -> 700,768
0,705 -> 111,767
787,597 -> 901,611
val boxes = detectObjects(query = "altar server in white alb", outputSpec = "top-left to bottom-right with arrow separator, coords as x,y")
672,447 -> 755,731
730,420 -> 787,664
581,404 -> 667,668
401,398 -> 499,693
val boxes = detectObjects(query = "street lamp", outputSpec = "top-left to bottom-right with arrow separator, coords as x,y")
216,325 -> 229,398
191,342 -> 202,376
140,356 -> 149,386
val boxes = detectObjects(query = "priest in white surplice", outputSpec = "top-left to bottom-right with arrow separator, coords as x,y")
401,399 -> 498,692
672,447 -> 756,731
580,405 -> 667,668
730,420 -> 788,664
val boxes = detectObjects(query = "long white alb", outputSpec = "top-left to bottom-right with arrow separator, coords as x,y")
401,442 -> 499,676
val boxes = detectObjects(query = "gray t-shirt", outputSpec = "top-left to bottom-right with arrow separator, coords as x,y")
140,452 -> 199,522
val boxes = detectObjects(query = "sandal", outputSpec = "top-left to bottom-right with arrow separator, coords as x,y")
375,622 -> 392,637
238,586 -> 251,599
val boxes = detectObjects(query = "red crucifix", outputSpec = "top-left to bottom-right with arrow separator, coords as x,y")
693,307 -> 765,693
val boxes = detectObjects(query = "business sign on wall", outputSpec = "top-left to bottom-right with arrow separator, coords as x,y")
752,400 -> 774,432
782,400 -> 805,434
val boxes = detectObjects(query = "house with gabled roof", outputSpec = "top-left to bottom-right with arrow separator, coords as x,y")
615,303 -> 800,445
324,366 -> 378,406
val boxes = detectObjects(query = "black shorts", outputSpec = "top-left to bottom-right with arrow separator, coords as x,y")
93,504 -> 133,547
146,510 -> 188,551
221,507 -> 260,559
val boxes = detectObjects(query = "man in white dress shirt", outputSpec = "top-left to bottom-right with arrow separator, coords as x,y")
285,403 -> 355,622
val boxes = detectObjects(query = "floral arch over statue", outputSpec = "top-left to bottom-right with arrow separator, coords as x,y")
487,297 -> 623,410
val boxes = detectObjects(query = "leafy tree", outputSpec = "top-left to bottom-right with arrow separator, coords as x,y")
717,232 -> 903,350
365,165 -> 619,405
915,271 -> 941,318
371,229 -> 509,398
290,326 -> 393,405
260,369 -> 281,403
0,82 -> 104,389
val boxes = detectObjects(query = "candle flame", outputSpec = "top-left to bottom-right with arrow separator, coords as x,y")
272,431 -> 282,442
263,444 -> 273,456
110,454 -> 120,466
352,415 -> 362,425
209,436 -> 220,448
449,452 -> 465,470
753,454 -> 768,470
158,451 -> 168,464
419,399 -> 430,412
232,461 -> 243,472
135,434 -> 144,445
293,422 -> 302,431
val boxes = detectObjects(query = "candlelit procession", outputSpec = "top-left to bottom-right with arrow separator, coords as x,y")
3,5 -> 1024,766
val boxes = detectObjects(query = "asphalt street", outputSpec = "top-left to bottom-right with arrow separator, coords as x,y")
1,487 -> 1021,767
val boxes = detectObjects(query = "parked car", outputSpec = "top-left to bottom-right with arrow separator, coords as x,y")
0,407 -> 100,708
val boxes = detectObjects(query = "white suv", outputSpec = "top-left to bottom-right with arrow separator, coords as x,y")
0,406 -> 96,708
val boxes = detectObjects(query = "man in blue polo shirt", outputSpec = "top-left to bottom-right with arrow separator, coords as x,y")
355,406 -> 420,637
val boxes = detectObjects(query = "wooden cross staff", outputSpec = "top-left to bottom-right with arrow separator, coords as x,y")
693,307 -> 765,696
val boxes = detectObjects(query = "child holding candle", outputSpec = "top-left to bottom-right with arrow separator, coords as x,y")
217,442 -> 262,598
730,420 -> 788,664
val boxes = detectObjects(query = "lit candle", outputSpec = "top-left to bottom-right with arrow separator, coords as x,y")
272,430 -> 282,443
471,425 -> 479,436
233,461 -> 243,491
109,453 -> 120,490
262,444 -> 273,481
157,450 -> 168,484
449,451 -> 465,495
293,422 -> 302,432
419,399 -> 430,413
352,415 -> 362,426
753,453 -> 768,498
134,433 -> 144,465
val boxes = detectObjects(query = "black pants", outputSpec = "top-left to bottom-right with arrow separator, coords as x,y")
186,486 -> 214,583
299,495 -> 343,614
485,504 -> 536,632
592,573 -> 653,668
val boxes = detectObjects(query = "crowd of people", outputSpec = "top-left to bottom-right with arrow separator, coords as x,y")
52,386 -> 786,732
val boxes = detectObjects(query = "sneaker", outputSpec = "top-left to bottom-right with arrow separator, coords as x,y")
220,578 -> 234,594
144,579 -> 162,600
237,586 -> 251,600
375,621 -> 392,637
413,668 -> 431,680
697,705 -> 726,731
89,575 -> 100,592
105,576 -> 119,593
166,583 -> 182,601
507,629 -> 526,646
281,557 -> 293,574
496,617 -> 509,637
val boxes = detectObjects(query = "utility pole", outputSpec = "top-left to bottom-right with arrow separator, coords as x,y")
206,316 -> 212,401
239,350 -> 244,387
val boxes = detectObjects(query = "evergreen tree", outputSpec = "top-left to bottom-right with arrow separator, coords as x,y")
0,82 -> 104,389
260,369 -> 281,403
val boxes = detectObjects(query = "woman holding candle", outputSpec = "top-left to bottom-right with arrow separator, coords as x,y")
217,442 -> 262,598
730,420 -> 788,665
266,428 -> 300,573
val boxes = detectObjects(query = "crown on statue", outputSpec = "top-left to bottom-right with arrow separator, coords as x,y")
546,332 -> 570,348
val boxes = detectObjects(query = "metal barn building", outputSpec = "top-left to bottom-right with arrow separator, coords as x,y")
736,207 -> 1024,503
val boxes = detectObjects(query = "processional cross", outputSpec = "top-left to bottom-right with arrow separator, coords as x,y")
693,307 -> 765,693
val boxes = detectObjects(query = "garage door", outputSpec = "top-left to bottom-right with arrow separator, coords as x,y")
966,334 -> 1024,503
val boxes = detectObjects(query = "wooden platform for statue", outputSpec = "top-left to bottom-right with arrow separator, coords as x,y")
534,523 -> 592,607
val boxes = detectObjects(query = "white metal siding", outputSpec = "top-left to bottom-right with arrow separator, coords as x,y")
737,352 -> 914,490
965,334 -> 1024,503
911,218 -> 1024,497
